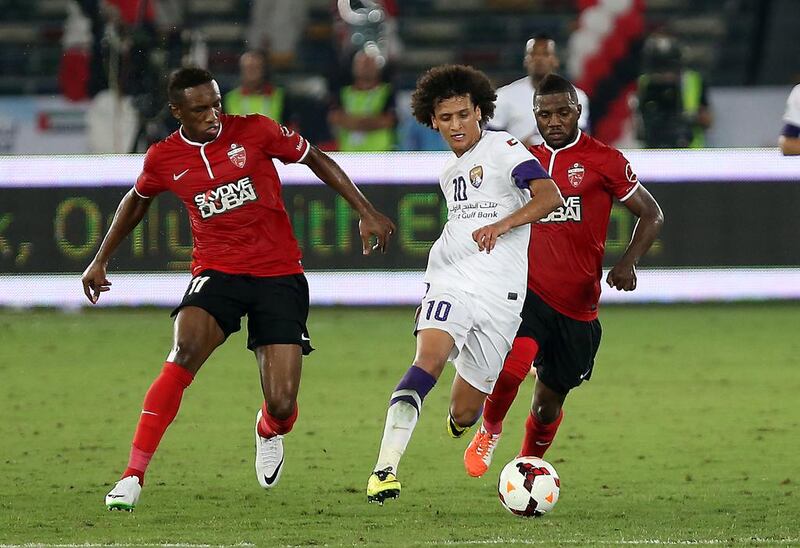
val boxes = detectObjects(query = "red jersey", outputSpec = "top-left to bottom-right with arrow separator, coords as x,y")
529,131 -> 639,321
135,113 -> 310,277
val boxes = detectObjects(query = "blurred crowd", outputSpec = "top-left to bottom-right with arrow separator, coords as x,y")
54,0 -> 798,154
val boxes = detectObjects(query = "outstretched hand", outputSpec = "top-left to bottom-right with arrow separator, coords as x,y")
606,262 -> 637,291
81,261 -> 112,304
359,210 -> 396,255
472,221 -> 511,253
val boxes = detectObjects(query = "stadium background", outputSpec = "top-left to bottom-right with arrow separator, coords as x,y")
1,0 -> 799,307
1,1 -> 799,546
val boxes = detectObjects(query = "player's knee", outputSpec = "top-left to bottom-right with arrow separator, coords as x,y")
411,356 -> 446,378
169,339 -> 207,370
532,402 -> 561,425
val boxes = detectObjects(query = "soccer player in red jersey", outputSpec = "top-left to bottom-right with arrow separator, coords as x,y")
81,68 -> 395,510
464,73 -> 664,477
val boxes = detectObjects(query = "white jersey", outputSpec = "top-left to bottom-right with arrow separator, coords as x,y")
782,84 -> 800,129
489,76 -> 590,146
424,130 -> 538,300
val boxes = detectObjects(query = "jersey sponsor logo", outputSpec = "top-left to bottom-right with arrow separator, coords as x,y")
194,176 -> 258,219
567,163 -> 585,187
539,195 -> 582,223
227,143 -> 246,168
469,165 -> 484,188
625,162 -> 638,183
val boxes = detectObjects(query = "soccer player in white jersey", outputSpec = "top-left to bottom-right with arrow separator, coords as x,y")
779,84 -> 800,156
366,64 -> 564,504
489,33 -> 590,146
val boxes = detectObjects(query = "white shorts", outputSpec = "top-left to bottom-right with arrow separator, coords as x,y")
415,284 -> 523,394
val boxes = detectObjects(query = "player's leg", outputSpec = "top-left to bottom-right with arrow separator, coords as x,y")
252,343 -> 302,488
246,273 -> 313,489
368,289 -> 471,504
106,305 -> 226,510
480,290 -> 551,436
368,327 -> 453,504
519,378 -> 566,458
520,315 -> 602,458
463,294 -> 539,477
482,336 -> 540,433
447,372 -> 488,438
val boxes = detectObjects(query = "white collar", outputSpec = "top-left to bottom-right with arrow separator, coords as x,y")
179,120 -> 224,147
543,129 -> 582,154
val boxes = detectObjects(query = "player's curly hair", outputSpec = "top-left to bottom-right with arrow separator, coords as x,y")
411,65 -> 496,128
167,67 -> 214,104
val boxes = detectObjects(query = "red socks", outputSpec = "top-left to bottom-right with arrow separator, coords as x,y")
483,337 -> 539,434
257,401 -> 299,438
520,408 -> 563,458
122,362 -> 194,484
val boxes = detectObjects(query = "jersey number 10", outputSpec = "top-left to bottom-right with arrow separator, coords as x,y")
452,176 -> 468,202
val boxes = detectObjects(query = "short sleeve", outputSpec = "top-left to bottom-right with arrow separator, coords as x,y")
252,114 -> 310,164
134,146 -> 167,198
782,85 -> 800,134
601,148 -> 640,202
494,132 -> 542,187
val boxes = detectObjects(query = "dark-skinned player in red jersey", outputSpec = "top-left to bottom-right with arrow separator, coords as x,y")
81,68 -> 395,511
464,73 -> 664,477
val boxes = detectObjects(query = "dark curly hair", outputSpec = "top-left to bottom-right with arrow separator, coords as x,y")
411,65 -> 496,128
167,67 -> 214,104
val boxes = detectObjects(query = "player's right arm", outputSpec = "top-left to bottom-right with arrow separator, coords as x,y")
473,176 -> 563,253
81,189 -> 154,303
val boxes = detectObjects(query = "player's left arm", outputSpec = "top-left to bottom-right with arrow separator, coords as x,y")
302,145 -> 396,254
473,177 -> 563,253
606,186 -> 664,291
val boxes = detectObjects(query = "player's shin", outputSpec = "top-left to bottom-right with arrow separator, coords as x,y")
483,337 -> 539,433
123,362 -> 194,484
520,408 -> 564,458
374,365 -> 437,473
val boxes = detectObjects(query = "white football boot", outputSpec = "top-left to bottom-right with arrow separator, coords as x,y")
254,409 -> 285,488
105,476 -> 142,511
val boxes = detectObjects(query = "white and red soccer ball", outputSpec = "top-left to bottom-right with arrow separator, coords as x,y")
497,456 -> 560,517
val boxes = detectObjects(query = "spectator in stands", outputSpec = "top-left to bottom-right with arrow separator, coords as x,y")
224,50 -> 290,124
247,0 -> 309,69
489,33 -> 590,146
636,32 -> 712,149
328,46 -> 396,151
779,84 -> 800,155
60,1 -> 92,101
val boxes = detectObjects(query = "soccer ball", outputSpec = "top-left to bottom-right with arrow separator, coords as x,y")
497,456 -> 560,517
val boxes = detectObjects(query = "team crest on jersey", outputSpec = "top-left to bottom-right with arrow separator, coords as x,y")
227,143 -> 246,168
469,166 -> 484,188
567,163 -> 585,187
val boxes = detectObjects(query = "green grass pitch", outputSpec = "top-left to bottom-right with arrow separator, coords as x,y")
0,304 -> 798,546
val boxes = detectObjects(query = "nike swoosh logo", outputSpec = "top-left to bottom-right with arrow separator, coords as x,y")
535,441 -> 551,446
173,169 -> 189,181
262,456 -> 284,485
107,494 -> 126,499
